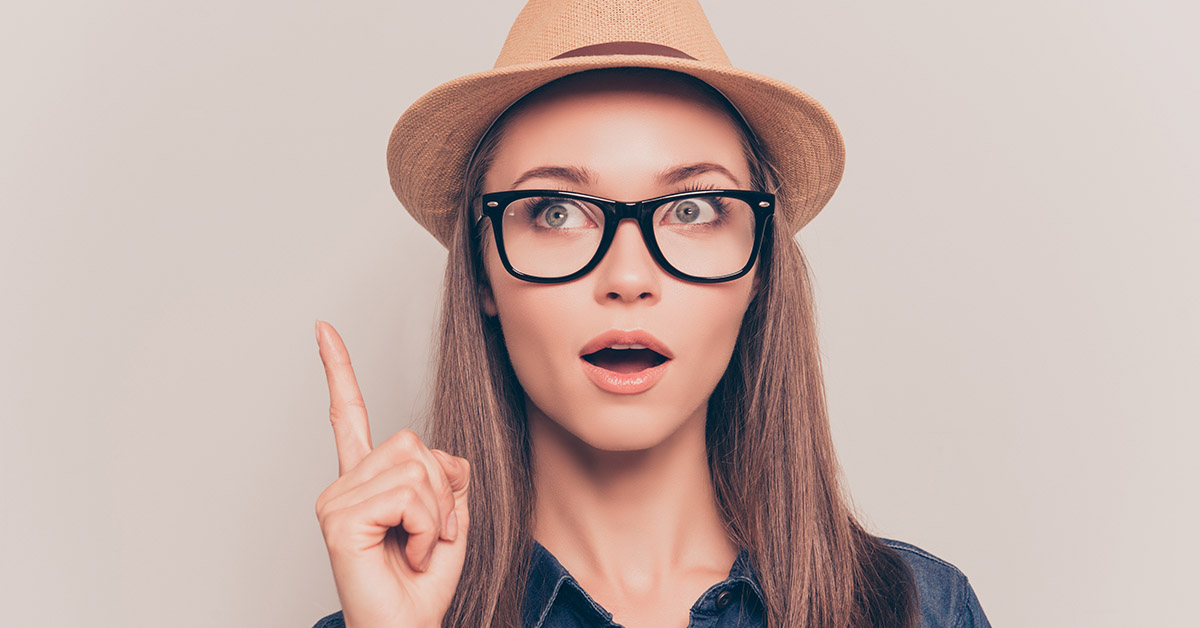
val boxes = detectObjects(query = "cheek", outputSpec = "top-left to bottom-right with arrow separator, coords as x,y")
680,278 -> 756,382
485,250 -> 584,388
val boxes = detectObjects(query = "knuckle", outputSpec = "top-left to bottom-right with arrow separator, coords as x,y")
393,428 -> 423,449
391,484 -> 418,507
315,484 -> 336,514
320,510 -> 348,541
315,487 -> 341,523
327,405 -> 350,424
328,399 -> 366,423
395,458 -> 429,484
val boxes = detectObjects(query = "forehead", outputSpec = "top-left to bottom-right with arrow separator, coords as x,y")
485,72 -> 750,193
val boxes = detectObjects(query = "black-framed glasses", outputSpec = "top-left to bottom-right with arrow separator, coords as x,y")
475,189 -> 775,284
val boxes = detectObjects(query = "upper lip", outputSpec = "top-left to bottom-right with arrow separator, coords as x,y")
579,329 -> 674,360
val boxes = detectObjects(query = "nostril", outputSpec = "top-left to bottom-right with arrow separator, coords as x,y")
606,291 -> 653,300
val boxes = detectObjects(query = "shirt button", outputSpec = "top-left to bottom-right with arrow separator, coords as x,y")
716,590 -> 733,609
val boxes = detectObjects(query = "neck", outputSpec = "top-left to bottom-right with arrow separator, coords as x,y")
528,398 -> 739,598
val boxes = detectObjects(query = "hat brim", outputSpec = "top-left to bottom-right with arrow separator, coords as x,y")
387,54 -> 844,249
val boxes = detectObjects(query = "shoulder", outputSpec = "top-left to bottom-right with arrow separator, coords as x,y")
310,610 -> 344,628
876,537 -> 992,628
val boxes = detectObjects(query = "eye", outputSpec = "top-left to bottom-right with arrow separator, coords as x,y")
661,197 -> 722,225
515,197 -> 599,229
543,204 -> 569,227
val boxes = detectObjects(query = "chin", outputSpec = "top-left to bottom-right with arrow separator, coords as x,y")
552,403 -> 695,452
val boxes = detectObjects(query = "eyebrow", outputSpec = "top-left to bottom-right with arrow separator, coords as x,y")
510,161 -> 743,189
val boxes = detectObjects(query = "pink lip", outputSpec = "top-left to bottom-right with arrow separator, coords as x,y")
579,329 -> 675,360
578,329 -> 673,395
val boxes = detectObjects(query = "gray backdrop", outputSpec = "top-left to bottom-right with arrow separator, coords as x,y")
2,1 -> 1196,626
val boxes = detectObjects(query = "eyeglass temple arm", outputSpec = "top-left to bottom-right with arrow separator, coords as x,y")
472,196 -> 487,227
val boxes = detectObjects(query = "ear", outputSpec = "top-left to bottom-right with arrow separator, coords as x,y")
479,281 -> 498,317
474,225 -> 500,317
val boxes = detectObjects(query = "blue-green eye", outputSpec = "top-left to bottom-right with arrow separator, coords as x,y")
544,204 -> 570,227
663,197 -> 722,225
513,196 -> 600,229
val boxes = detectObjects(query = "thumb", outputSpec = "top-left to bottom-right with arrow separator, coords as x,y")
432,449 -> 471,493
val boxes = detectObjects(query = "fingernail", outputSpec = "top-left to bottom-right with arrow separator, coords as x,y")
314,320 -> 322,343
447,511 -> 459,541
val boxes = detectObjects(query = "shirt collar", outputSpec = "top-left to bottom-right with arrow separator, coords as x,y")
522,539 -> 766,627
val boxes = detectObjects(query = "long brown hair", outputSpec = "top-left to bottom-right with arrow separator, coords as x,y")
421,68 -> 917,627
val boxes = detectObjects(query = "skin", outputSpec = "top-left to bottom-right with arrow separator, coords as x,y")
478,72 -> 760,627
316,320 -> 471,628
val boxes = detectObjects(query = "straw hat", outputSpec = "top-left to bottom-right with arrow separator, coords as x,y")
387,0 -> 844,249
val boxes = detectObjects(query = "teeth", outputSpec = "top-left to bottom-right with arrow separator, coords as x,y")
607,343 -> 648,350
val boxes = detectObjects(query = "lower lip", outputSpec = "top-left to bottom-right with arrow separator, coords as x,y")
579,357 -> 671,394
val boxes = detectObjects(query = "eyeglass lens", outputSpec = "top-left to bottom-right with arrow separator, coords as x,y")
500,194 -> 756,279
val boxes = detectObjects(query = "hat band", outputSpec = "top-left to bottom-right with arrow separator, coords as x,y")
551,41 -> 697,60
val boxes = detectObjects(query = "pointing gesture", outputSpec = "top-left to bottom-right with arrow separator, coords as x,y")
319,321 -> 373,477
313,320 -> 471,628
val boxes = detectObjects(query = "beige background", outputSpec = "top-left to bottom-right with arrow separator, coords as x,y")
2,0 -> 1196,626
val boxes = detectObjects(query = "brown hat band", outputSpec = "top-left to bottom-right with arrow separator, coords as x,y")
550,41 -> 697,60
386,0 -> 846,248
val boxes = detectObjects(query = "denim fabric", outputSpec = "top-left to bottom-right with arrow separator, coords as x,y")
310,536 -> 991,627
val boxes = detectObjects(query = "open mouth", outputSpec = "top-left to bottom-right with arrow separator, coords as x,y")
581,347 -> 671,374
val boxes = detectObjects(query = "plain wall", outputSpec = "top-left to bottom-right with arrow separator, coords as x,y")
2,0 -> 1196,626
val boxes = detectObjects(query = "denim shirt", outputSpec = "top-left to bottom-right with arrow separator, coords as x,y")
311,537 -> 991,627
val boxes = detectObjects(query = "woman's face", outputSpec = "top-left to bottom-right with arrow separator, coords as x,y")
479,73 -> 759,451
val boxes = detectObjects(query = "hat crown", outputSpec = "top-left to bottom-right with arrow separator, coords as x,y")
494,0 -> 732,68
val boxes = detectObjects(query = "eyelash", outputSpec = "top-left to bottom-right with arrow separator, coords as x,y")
523,182 -> 728,226
676,181 -> 721,193
546,182 -> 721,195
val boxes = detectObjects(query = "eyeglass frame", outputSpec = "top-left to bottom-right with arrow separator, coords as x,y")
473,188 -> 776,284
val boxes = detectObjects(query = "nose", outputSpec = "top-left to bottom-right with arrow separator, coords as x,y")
592,218 -> 661,305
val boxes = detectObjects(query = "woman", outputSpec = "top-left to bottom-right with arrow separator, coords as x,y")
313,2 -> 990,627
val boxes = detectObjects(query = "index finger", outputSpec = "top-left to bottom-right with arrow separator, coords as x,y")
315,320 -> 373,476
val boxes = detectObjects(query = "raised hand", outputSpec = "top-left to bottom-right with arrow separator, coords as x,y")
313,320 -> 470,628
